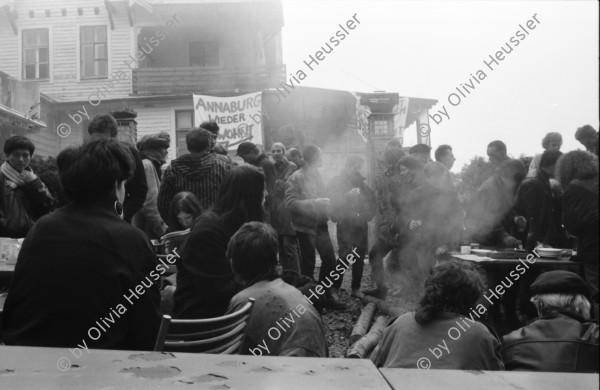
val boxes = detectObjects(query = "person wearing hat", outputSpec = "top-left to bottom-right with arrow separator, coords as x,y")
237,141 -> 276,221
132,132 -> 170,240
501,270 -> 599,372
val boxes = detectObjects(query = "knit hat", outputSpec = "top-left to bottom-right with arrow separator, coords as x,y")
137,132 -> 170,151
531,270 -> 591,300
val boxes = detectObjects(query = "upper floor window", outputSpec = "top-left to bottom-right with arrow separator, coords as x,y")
189,42 -> 219,67
81,26 -> 108,79
372,116 -> 393,136
22,29 -> 49,80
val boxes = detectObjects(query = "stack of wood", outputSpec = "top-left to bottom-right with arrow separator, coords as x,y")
346,297 -> 400,359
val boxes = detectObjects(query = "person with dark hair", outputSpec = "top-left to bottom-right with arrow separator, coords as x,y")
199,120 -> 233,164
286,147 -> 304,169
434,144 -> 455,169
237,141 -> 276,220
225,222 -> 328,357
1,136 -> 55,238
132,131 -> 171,240
527,132 -> 562,177
87,114 -> 148,223
327,155 -> 376,297
468,159 -> 526,247
166,191 -> 203,232
556,150 -> 599,302
371,261 -> 503,369
575,125 -> 599,156
365,155 -> 423,299
157,128 -> 230,219
270,142 -> 300,273
173,165 -> 265,318
502,271 -> 599,372
409,143 -> 432,166
1,139 -> 161,350
285,144 -> 346,310
487,140 -> 509,167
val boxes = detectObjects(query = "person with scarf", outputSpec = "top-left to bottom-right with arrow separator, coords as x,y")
0,136 -> 55,238
133,132 -> 170,240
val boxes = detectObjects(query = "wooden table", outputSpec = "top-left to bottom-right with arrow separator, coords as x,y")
380,368 -> 599,390
0,346 -> 391,389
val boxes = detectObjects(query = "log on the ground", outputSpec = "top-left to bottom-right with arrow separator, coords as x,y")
349,302 -> 376,345
360,295 -> 403,318
346,315 -> 390,359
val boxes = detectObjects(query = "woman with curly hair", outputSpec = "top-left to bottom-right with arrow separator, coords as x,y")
527,132 -> 562,178
556,150 -> 599,302
370,261 -> 504,370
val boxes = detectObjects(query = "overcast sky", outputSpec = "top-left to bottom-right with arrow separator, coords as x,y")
280,0 -> 599,171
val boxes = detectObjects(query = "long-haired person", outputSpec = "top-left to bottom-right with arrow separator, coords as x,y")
0,136 -> 56,238
371,261 -> 504,370
173,165 -> 265,319
1,139 -> 161,350
556,150 -> 599,303
166,191 -> 203,232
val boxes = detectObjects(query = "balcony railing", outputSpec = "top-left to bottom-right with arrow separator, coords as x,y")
132,64 -> 286,95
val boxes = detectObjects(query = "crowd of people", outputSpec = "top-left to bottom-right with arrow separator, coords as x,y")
0,114 -> 598,372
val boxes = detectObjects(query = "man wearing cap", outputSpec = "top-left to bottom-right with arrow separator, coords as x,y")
502,270 -> 599,372
237,142 -> 276,221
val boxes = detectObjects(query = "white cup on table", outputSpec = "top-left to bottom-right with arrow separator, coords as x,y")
460,246 -> 471,254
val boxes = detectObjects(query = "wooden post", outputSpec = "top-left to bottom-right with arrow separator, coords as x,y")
349,302 -> 376,345
360,295 -> 403,319
346,315 -> 390,359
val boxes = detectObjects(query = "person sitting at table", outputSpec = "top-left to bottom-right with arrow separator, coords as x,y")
502,270 -> 599,372
225,222 -> 328,357
162,191 -> 203,255
173,165 -> 265,319
468,158 -> 527,247
370,261 -> 504,370
556,150 -> 599,304
1,139 -> 161,350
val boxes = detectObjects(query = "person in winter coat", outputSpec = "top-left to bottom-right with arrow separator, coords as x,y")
0,136 -> 56,238
132,132 -> 170,240
327,155 -> 376,297
157,128 -> 231,220
237,141 -> 276,222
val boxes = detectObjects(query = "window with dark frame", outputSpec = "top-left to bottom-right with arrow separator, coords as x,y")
22,29 -> 49,80
80,26 -> 108,79
175,110 -> 194,157
372,116 -> 393,136
189,42 -> 219,67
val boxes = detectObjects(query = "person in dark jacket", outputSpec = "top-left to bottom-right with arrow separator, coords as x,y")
225,222 -> 328,357
502,271 -> 599,372
285,144 -> 346,310
87,114 -> 147,223
1,139 -> 161,350
157,128 -> 231,219
556,150 -> 599,302
173,165 -> 265,319
270,142 -> 300,273
371,261 -> 504,370
132,132 -> 170,240
237,141 -> 276,221
327,155 -> 376,297
0,136 -> 55,238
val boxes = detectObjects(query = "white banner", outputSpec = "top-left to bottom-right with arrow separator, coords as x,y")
193,92 -> 263,151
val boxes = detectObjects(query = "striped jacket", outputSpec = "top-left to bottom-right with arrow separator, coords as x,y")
157,153 -> 231,221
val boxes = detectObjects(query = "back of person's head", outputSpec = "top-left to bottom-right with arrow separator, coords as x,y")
57,138 -> 133,204
487,140 -> 507,155
398,155 -> 424,172
136,131 -> 170,152
236,141 -> 259,157
168,191 -> 203,231
434,145 -> 452,162
227,222 -> 279,284
212,165 -> 265,222
385,138 -> 403,151
383,147 -> 404,170
4,135 -> 35,156
186,128 -> 212,153
88,114 -> 118,138
556,150 -> 599,186
303,144 -> 321,165
530,270 -> 592,320
287,148 -> 302,159
497,158 -> 526,183
415,261 -> 486,324
541,132 -> 563,150
199,120 -> 220,135
575,125 -> 597,142
409,143 -> 431,156
539,150 -> 562,169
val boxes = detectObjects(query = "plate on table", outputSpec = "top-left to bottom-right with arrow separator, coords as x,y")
472,249 -> 493,256
535,248 -> 562,259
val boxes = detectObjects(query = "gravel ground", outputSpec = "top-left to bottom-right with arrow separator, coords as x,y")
315,259 -> 422,358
